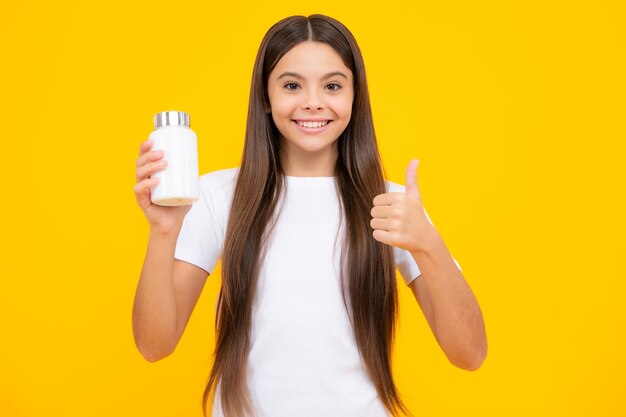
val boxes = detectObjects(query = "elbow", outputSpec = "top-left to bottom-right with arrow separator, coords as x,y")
141,349 -> 170,363
138,344 -> 175,362
449,342 -> 488,371
454,355 -> 485,371
134,334 -> 176,363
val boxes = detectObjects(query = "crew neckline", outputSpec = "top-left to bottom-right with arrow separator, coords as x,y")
284,175 -> 336,187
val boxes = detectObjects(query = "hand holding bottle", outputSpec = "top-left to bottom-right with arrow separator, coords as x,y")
134,139 -> 192,236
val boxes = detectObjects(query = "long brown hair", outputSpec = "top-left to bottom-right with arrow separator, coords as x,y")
202,14 -> 412,417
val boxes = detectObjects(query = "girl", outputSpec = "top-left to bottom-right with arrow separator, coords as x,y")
133,14 -> 486,417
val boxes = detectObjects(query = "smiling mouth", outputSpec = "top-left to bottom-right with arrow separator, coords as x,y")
293,120 -> 332,128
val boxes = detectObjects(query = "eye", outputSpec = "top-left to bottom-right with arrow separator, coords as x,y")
284,82 -> 299,90
326,82 -> 342,91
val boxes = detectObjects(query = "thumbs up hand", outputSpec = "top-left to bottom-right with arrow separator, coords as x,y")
370,159 -> 440,253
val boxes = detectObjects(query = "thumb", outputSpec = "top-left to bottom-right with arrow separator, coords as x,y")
405,159 -> 420,197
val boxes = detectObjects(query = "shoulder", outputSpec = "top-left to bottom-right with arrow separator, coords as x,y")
196,167 -> 239,212
385,179 -> 406,193
199,167 -> 239,195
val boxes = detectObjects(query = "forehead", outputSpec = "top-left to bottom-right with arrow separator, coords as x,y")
270,41 -> 352,79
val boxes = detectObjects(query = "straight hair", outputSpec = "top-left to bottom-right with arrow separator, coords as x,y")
202,14 -> 412,417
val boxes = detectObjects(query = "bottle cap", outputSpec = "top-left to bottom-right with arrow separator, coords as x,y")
153,111 -> 190,129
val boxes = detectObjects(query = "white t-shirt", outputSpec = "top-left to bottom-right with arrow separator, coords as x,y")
174,167 -> 462,417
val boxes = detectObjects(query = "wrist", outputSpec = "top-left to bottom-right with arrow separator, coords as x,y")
411,227 -> 444,258
148,227 -> 181,242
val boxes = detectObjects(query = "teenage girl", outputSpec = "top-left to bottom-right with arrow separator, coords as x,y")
132,14 -> 486,417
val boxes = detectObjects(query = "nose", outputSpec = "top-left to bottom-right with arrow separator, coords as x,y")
303,90 -> 323,110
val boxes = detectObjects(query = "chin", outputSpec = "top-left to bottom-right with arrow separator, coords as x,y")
295,144 -> 334,154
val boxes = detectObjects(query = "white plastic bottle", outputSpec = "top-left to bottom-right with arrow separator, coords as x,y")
149,110 -> 199,206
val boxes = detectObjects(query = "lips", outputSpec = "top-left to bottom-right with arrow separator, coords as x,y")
294,119 -> 331,128
292,119 -> 333,133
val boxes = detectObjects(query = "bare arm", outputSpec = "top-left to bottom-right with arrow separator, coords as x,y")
370,160 -> 486,370
132,230 -> 209,362
408,234 -> 487,371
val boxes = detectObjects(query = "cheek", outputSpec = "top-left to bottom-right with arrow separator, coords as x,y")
271,113 -> 290,135
330,94 -> 354,119
335,100 -> 353,121
270,97 -> 297,120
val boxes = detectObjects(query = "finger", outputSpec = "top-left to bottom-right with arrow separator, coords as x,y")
136,159 -> 167,181
372,192 -> 402,206
134,176 -> 159,195
370,217 -> 390,231
138,139 -> 153,157
372,229 -> 393,246
134,177 -> 159,210
370,205 -> 395,218
136,149 -> 164,168
405,159 -> 420,197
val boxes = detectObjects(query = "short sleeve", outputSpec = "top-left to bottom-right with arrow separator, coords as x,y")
174,176 -> 223,275
386,180 -> 463,286
394,246 -> 422,286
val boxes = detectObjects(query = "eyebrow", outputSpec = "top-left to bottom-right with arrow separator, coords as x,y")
277,71 -> 348,80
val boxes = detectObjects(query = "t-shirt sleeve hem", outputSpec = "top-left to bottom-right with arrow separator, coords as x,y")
399,262 -> 422,286
174,252 -> 216,276
399,253 -> 463,286
402,272 -> 421,286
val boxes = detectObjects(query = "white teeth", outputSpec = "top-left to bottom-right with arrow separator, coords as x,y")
297,120 -> 328,128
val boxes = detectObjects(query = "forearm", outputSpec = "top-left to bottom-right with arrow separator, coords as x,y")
411,234 -> 487,370
132,231 -> 180,361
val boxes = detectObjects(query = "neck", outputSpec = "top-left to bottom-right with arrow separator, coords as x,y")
280,140 -> 338,177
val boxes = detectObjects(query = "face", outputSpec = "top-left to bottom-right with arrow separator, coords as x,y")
266,41 -> 354,172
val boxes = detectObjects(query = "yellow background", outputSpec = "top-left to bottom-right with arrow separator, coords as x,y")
1,0 -> 624,416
